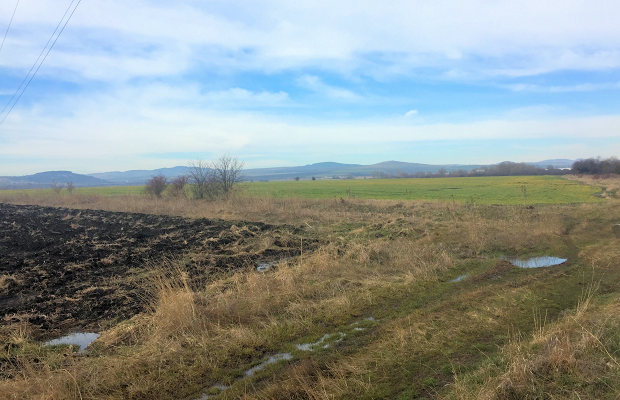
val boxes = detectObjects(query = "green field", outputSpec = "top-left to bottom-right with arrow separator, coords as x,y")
1,176 -> 602,204
241,176 -> 601,204
0,185 -> 144,197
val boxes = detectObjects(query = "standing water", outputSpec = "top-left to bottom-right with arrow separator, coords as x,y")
44,332 -> 99,352
508,256 -> 567,268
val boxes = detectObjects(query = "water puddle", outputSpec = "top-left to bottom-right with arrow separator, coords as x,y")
450,274 -> 467,282
508,256 -> 567,268
244,352 -> 293,377
195,318 -> 377,399
296,332 -> 345,351
256,261 -> 276,272
44,332 -> 99,352
257,257 -> 291,272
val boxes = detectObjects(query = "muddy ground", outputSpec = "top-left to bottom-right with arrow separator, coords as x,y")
0,203 -> 313,339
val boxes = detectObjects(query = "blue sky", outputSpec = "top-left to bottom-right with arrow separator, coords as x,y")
1,0 -> 619,174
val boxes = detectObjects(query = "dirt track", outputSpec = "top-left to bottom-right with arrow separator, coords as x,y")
0,203 -> 311,338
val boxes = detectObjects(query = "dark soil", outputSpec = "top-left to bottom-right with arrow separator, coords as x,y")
0,203 -> 313,339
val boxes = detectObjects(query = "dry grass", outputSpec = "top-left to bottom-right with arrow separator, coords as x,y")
447,244 -> 620,400
567,174 -> 620,199
0,234 -> 454,399
0,191 -> 618,399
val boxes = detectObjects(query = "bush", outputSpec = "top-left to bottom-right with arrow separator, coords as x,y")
189,156 -> 243,199
145,175 -> 168,198
168,176 -> 188,198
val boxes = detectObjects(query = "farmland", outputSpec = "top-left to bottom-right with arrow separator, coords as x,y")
0,174 -> 618,399
0,175 -> 604,204
242,175 -> 601,204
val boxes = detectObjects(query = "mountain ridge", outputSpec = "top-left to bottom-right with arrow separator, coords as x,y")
0,159 -> 575,189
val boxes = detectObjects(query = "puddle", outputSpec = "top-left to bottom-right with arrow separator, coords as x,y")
256,261 -> 276,272
450,274 -> 467,282
296,332 -> 345,351
257,258 -> 290,272
296,334 -> 331,351
44,332 -> 99,352
244,353 -> 293,377
508,256 -> 567,268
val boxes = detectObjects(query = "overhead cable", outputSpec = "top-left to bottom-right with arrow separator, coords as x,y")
0,0 -> 82,125
0,0 -> 20,55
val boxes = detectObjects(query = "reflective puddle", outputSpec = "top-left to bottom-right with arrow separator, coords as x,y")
256,261 -> 276,272
508,256 -> 567,268
195,317 -> 376,399
245,352 -> 293,377
296,332 -> 345,351
44,332 -> 99,352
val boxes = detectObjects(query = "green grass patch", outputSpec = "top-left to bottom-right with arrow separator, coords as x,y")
1,176 -> 602,205
240,176 -> 601,204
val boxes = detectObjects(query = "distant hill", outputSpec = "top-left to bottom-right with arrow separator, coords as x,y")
89,166 -> 192,185
528,159 -> 575,169
85,161 -> 486,184
0,159 -> 576,189
0,171 -> 110,189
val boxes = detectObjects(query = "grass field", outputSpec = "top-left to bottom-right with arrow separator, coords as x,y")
0,175 -> 603,204
0,175 -> 618,399
243,175 -> 602,204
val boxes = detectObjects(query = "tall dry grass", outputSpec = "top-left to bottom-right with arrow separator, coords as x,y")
0,233 -> 455,399
1,190 -> 615,399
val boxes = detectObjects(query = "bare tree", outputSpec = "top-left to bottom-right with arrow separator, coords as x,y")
66,181 -> 74,193
189,156 -> 243,199
169,175 -> 189,198
188,160 -> 217,199
211,155 -> 244,195
145,175 -> 168,197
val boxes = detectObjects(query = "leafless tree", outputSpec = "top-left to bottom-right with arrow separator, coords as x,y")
188,160 -> 217,199
169,175 -> 189,198
189,156 -> 243,199
66,181 -> 74,193
145,175 -> 168,197
212,155 -> 244,195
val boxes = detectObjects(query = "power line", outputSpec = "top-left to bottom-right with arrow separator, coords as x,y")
0,0 -> 82,125
0,0 -> 20,55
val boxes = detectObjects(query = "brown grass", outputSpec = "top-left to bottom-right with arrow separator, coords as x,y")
0,192 -> 618,399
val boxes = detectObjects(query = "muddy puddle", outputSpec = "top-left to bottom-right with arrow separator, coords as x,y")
245,353 -> 293,377
508,256 -> 567,268
450,274 -> 467,282
195,316 -> 376,399
296,332 -> 345,351
44,332 -> 99,352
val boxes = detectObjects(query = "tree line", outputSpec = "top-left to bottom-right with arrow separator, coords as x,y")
372,158 -> 619,179
372,162 -> 569,179
571,157 -> 620,175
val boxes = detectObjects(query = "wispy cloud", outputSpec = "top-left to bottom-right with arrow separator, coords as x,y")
296,75 -> 360,101
503,81 -> 620,93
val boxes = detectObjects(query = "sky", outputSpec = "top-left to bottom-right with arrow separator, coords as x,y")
1,0 -> 619,175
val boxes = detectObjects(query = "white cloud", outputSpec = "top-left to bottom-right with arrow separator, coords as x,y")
504,81 -> 620,93
404,109 -> 418,118
297,75 -> 360,101
1,84 -> 619,174
2,0 -> 620,82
